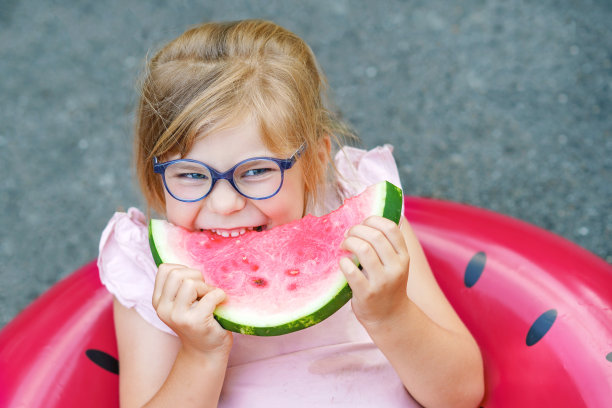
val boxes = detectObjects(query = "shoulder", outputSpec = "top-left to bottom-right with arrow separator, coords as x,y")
98,207 -> 149,258
333,144 -> 402,200
97,208 -> 175,336
98,207 -> 149,254
97,208 -> 155,305
313,144 -> 403,216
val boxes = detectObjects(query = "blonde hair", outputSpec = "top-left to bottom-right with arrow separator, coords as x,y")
134,19 -> 354,213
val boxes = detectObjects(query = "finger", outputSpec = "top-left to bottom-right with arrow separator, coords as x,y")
363,216 -> 408,254
193,288 -> 227,316
153,264 -> 174,307
364,217 -> 411,274
339,257 -> 369,296
345,223 -> 398,267
174,279 -> 209,313
153,264 -> 193,307
173,267 -> 205,282
153,264 -> 171,307
341,236 -> 384,285
158,266 -> 199,305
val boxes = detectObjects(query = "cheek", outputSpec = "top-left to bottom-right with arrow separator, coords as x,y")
267,173 -> 306,224
164,193 -> 198,228
259,199 -> 303,227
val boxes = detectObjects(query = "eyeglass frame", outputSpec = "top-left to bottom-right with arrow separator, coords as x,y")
153,143 -> 307,202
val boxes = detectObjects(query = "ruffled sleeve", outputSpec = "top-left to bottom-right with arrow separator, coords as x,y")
333,144 -> 403,202
97,208 -> 175,336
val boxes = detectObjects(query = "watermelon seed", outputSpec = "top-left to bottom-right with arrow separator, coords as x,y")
286,269 -> 300,276
252,277 -> 267,287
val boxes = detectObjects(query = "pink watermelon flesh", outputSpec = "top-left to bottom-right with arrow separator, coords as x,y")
149,181 -> 402,336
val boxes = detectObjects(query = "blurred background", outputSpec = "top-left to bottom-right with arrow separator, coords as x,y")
1,0 -> 610,328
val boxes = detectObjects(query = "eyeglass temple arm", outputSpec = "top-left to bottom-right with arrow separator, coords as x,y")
152,157 -> 163,173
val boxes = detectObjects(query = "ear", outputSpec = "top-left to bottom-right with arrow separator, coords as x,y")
317,135 -> 332,164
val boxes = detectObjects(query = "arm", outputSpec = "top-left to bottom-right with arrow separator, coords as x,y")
114,265 -> 232,408
340,215 -> 484,408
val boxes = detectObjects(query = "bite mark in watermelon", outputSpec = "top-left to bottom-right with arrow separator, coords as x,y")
149,181 -> 403,336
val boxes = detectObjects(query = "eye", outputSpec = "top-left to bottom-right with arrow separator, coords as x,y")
165,162 -> 210,183
181,172 -> 209,180
236,159 -> 280,181
242,167 -> 273,177
239,166 -> 279,182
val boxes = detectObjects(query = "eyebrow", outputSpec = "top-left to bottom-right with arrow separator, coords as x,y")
170,162 -> 208,171
181,151 -> 283,166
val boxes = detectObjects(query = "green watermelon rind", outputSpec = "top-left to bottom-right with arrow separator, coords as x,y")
149,180 -> 403,336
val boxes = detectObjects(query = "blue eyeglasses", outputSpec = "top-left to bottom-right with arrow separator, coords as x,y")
153,143 -> 306,202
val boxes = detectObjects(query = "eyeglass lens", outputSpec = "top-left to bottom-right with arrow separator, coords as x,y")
163,159 -> 283,200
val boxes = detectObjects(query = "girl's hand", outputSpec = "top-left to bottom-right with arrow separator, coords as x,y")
339,216 -> 411,328
152,264 -> 233,357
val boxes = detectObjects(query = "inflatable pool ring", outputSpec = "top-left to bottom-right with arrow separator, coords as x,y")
1,197 -> 610,407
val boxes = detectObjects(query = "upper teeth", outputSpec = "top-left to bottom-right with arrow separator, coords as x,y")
210,227 -> 260,237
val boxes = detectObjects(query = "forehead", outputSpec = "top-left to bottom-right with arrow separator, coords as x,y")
180,117 -> 274,169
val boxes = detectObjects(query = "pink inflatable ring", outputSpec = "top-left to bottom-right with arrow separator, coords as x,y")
1,197 -> 611,407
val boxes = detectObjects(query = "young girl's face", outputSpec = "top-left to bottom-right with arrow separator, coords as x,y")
163,117 -> 306,235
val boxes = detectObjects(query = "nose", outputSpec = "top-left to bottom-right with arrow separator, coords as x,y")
205,179 -> 247,215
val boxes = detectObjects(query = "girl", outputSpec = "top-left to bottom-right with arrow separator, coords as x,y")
99,20 -> 484,408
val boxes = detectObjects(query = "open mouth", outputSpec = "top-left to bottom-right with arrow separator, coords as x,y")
205,225 -> 267,237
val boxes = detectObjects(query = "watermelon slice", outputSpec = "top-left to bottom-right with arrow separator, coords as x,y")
149,181 -> 403,336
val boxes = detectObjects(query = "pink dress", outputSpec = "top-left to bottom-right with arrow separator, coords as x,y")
98,145 -> 422,407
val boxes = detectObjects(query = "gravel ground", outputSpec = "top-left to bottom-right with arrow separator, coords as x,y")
1,0 -> 610,328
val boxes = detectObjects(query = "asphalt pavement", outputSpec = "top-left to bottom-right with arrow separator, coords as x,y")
1,0 -> 610,328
